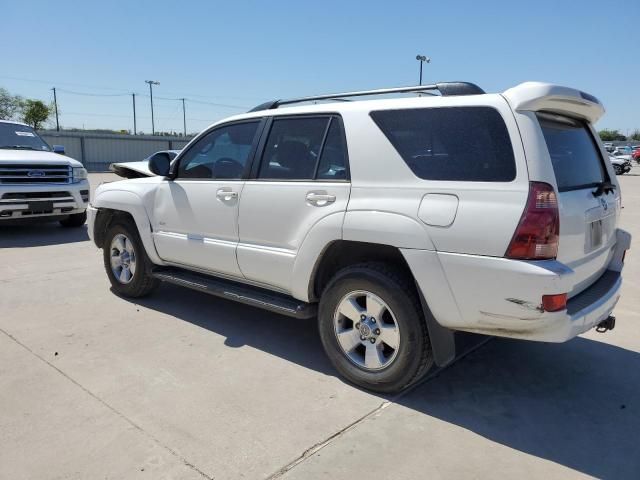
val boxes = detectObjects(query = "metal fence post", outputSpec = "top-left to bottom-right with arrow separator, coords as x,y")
80,135 -> 86,167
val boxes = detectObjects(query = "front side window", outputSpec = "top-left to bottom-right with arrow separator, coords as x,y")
370,107 -> 516,182
177,121 -> 259,179
0,123 -> 50,151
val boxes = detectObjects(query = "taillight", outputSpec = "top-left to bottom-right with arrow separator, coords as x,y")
506,182 -> 559,260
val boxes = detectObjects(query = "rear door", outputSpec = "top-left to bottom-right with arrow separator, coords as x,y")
237,115 -> 351,292
536,112 -> 620,296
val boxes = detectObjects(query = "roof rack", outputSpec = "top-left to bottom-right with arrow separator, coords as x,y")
248,82 -> 485,112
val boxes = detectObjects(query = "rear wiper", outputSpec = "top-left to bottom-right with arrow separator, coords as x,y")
592,181 -> 616,197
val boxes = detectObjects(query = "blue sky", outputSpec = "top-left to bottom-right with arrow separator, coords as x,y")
3,0 -> 639,134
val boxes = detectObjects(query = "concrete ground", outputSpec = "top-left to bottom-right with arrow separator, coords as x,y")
1,172 -> 639,480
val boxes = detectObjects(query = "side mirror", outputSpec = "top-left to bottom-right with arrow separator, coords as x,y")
148,151 -> 171,177
53,145 -> 65,155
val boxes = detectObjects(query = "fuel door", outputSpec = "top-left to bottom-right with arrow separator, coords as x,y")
418,193 -> 459,227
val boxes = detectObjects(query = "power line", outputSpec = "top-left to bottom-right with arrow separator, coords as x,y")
0,75 -> 132,93
56,88 -> 132,97
3,75 -> 254,132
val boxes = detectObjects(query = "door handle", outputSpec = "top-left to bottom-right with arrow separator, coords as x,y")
216,189 -> 238,201
306,192 -> 336,206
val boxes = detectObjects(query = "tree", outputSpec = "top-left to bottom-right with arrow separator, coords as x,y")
21,100 -> 51,130
598,129 -> 626,141
0,87 -> 22,120
630,130 -> 640,141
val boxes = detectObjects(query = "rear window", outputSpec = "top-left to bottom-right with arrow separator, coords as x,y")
370,107 -> 516,182
537,112 -> 607,191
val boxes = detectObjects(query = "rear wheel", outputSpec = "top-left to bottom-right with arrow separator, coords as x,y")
60,211 -> 87,227
103,221 -> 158,297
318,262 -> 433,393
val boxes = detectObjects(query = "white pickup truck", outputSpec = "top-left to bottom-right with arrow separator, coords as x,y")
88,82 -> 631,393
0,120 -> 88,226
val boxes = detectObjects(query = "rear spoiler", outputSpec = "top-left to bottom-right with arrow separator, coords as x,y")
502,82 -> 605,123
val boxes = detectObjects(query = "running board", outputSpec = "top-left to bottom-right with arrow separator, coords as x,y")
151,268 -> 317,319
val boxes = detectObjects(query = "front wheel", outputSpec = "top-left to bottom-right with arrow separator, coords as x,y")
318,263 -> 433,393
103,221 -> 159,298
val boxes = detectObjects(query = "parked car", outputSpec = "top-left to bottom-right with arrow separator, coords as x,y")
87,81 -> 630,393
0,120 -> 89,226
609,155 -> 631,175
603,142 -> 615,153
109,150 -> 181,179
611,148 -> 633,164
632,147 -> 640,164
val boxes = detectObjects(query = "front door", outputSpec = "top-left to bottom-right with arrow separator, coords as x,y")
152,120 -> 262,277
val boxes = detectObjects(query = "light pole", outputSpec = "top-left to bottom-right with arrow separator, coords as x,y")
180,98 -> 186,136
132,93 -> 137,135
415,55 -> 430,85
145,80 -> 160,135
51,87 -> 60,131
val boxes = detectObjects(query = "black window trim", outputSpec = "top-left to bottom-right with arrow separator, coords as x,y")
536,111 -> 611,192
369,105 -> 517,183
170,117 -> 266,181
248,113 -> 351,182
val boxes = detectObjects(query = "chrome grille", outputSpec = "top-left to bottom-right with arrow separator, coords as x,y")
0,191 -> 74,204
0,164 -> 71,184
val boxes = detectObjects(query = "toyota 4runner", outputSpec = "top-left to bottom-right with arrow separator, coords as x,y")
88,82 -> 631,393
0,120 -> 89,226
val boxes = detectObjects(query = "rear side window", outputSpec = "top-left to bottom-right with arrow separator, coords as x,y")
536,113 -> 606,191
370,107 -> 516,182
257,116 -> 348,181
316,118 -> 348,180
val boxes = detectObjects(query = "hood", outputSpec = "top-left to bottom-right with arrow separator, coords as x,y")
0,149 -> 83,167
109,160 -> 154,179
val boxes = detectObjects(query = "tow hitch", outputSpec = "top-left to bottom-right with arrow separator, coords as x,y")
596,315 -> 616,333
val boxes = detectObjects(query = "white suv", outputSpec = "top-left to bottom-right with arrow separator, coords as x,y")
0,120 -> 89,226
88,82 -> 631,393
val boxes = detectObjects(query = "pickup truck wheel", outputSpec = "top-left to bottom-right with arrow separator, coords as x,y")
318,263 -> 433,393
59,211 -> 87,227
103,221 -> 158,298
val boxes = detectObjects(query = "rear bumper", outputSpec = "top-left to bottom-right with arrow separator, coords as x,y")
404,228 -> 631,343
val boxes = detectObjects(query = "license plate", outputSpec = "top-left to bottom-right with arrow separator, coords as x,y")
28,201 -> 54,212
590,219 -> 603,249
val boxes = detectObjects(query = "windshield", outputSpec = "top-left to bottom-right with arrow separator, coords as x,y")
537,112 -> 607,191
0,123 -> 51,151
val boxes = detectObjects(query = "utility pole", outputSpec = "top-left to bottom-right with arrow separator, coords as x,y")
132,93 -> 137,135
415,55 -> 430,86
181,98 -> 187,136
51,87 -> 60,131
144,80 -> 160,135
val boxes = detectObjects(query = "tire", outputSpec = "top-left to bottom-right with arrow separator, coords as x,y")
318,262 -> 433,393
103,220 -> 159,298
59,211 -> 87,227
